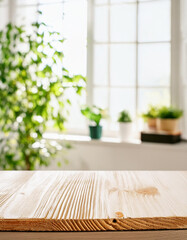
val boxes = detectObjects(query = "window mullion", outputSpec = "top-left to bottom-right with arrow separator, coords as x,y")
135,0 -> 139,128
108,0 -> 111,131
87,0 -> 94,107
8,0 -> 16,23
171,0 -> 181,107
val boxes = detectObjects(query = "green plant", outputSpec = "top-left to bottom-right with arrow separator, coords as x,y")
141,105 -> 158,121
158,106 -> 183,119
0,21 -> 86,170
118,110 -> 132,123
81,106 -> 107,126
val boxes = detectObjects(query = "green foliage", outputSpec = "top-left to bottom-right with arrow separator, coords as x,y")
158,106 -> 183,119
0,21 -> 86,170
81,106 -> 107,126
118,110 -> 132,123
141,105 -> 158,121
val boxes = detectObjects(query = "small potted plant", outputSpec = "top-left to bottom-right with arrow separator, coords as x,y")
157,106 -> 183,133
81,105 -> 107,139
118,110 -> 133,141
141,105 -> 158,130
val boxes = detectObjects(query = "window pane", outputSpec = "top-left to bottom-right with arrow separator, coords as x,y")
110,88 -> 136,121
65,89 -> 87,130
110,44 -> 136,86
138,0 -> 153,2
95,0 -> 108,4
15,6 -> 38,26
63,0 -> 87,131
138,43 -> 170,87
94,45 -> 108,86
94,6 -> 108,42
61,0 -> 87,75
181,42 -> 187,86
0,6 -> 9,29
111,0 -> 136,3
93,88 -> 108,108
138,88 -> 170,113
39,0 -> 62,3
110,4 -> 136,42
17,0 -> 38,5
39,3 -> 63,33
0,0 -> 8,5
138,0 -> 171,42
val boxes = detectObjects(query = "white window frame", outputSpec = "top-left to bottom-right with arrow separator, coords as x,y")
87,0 -> 181,137
171,0 -> 181,107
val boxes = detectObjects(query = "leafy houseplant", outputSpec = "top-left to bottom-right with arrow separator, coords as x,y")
81,106 -> 107,139
141,105 -> 158,129
157,106 -> 183,133
118,110 -> 132,123
117,110 -> 133,141
0,22 -> 86,170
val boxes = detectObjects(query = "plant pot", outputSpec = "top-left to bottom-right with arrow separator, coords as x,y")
119,122 -> 133,142
156,119 -> 179,133
147,118 -> 157,130
89,125 -> 102,139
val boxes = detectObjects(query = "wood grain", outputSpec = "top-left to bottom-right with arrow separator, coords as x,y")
0,171 -> 187,232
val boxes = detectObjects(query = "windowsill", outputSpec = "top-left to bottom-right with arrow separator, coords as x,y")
44,132 -> 187,151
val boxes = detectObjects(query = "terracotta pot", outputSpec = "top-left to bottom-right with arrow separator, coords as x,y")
156,119 -> 179,133
147,118 -> 157,129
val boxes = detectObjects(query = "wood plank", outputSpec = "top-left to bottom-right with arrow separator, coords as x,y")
0,171 -> 187,232
0,230 -> 187,240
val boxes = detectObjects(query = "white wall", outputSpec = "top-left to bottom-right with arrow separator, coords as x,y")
45,140 -> 187,171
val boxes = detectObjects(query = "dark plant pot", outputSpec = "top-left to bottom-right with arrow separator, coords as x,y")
89,125 -> 102,139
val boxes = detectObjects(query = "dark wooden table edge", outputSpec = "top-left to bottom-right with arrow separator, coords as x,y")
0,230 -> 187,240
0,217 -> 187,232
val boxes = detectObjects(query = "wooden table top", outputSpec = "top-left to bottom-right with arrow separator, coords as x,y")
0,171 -> 187,232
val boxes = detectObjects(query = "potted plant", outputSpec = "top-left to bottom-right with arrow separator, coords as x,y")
81,106 -> 107,139
0,21 -> 86,170
141,105 -> 158,130
157,106 -> 183,133
118,110 -> 133,141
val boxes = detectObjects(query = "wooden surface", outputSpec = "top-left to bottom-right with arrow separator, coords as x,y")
0,171 -> 187,232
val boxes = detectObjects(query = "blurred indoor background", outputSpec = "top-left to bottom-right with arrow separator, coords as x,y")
0,0 -> 187,171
